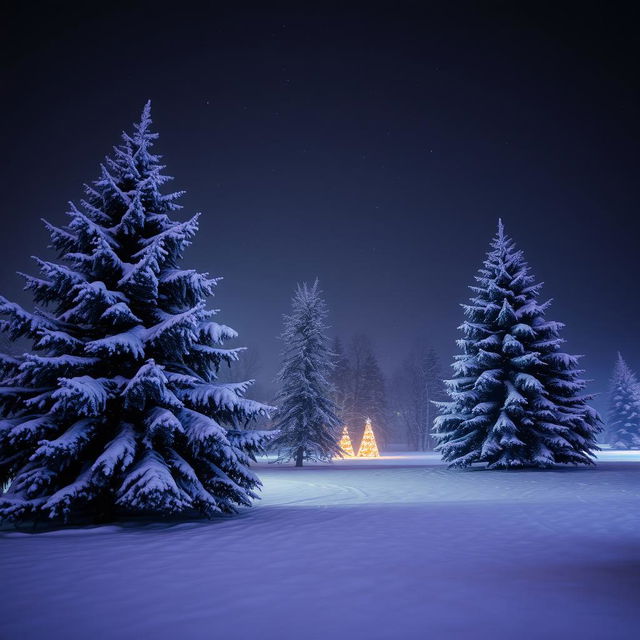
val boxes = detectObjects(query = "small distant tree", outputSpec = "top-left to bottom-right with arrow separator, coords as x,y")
344,334 -> 388,448
0,104 -> 271,523
434,220 -> 602,468
607,354 -> 640,449
271,281 -> 342,466
361,349 -> 387,441
392,345 -> 446,450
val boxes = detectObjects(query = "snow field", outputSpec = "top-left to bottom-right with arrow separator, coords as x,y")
1,451 -> 639,640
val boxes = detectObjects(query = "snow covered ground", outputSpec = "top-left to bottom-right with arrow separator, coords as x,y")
1,451 -> 639,640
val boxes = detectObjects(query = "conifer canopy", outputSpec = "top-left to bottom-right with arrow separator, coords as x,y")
434,221 -> 602,468
0,104 -> 271,522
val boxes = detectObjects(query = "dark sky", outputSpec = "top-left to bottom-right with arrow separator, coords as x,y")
1,2 -> 638,408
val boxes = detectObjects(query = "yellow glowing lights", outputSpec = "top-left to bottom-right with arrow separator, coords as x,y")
335,419 -> 381,459
337,426 -> 355,457
357,418 -> 380,458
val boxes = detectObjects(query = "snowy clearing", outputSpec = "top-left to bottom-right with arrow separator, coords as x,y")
1,451 -> 639,640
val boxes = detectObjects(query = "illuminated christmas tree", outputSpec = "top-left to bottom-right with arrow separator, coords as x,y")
357,418 -> 380,457
336,426 -> 355,457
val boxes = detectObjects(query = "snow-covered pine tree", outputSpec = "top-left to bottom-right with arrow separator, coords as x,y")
434,220 -> 602,468
607,353 -> 640,449
0,103 -> 271,523
270,280 -> 342,466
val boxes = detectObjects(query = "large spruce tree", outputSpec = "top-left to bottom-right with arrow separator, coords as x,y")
434,221 -> 601,468
0,103 -> 271,523
270,281 -> 342,466
607,354 -> 640,449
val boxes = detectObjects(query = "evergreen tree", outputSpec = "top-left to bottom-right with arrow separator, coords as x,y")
434,220 -> 602,468
392,344 -> 446,450
270,281 -> 342,466
0,103 -> 271,523
362,350 -> 387,437
345,334 -> 370,426
607,354 -> 640,449
344,335 -> 388,449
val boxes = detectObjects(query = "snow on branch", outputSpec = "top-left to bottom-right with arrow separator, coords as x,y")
91,424 -> 137,480
123,360 -> 183,411
31,418 -> 97,464
85,326 -> 146,359
51,376 -> 111,416
116,450 -> 192,513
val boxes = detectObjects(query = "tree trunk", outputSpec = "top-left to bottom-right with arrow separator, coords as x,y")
295,447 -> 304,467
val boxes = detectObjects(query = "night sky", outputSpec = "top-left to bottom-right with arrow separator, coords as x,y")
2,2 -> 638,408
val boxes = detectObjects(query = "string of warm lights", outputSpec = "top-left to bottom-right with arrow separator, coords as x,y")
357,418 -> 380,458
337,425 -> 355,457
